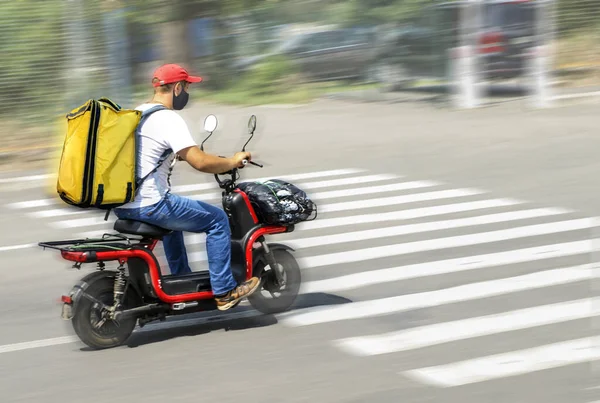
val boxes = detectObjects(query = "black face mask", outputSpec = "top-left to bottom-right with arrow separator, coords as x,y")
173,87 -> 189,110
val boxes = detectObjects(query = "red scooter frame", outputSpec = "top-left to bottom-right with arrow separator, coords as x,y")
56,218 -> 290,305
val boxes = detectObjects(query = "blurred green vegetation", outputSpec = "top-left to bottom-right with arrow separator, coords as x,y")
0,0 -> 599,143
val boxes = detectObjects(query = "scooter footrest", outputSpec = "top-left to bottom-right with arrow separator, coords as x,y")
162,272 -> 212,295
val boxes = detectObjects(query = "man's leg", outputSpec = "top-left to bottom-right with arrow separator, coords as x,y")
200,200 -> 239,294
144,193 -> 260,310
162,231 -> 192,275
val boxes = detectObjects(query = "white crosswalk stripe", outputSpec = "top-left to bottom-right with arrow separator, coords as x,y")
3,166 -> 599,387
402,337 -> 600,387
298,240 -> 591,294
333,297 -> 600,356
279,266 -> 593,326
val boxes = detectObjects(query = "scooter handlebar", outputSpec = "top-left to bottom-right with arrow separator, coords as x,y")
242,159 -> 263,168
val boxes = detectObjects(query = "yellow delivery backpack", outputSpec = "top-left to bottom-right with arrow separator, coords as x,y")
56,98 -> 169,213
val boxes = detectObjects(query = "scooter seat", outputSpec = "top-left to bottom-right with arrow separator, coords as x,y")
114,219 -> 172,239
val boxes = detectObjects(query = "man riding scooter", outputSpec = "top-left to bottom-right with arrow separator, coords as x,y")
113,63 -> 260,311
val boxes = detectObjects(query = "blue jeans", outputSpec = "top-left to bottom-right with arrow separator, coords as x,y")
114,193 -> 238,296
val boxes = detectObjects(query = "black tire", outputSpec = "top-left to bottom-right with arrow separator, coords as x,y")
71,275 -> 138,350
248,249 -> 301,315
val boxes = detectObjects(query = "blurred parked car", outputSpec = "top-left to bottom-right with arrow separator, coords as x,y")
374,0 -> 536,90
232,27 -> 377,82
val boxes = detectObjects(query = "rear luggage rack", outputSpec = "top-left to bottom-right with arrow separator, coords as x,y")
38,233 -> 143,252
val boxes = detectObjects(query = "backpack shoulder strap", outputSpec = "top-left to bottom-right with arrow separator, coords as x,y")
135,105 -> 173,188
139,104 -> 166,124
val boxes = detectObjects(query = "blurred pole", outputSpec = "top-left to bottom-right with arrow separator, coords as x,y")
102,0 -> 132,108
528,0 -> 555,108
451,0 -> 483,109
472,0 -> 484,104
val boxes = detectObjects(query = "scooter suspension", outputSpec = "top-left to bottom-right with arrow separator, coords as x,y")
113,265 -> 126,309
94,262 -> 127,329
262,242 -> 285,287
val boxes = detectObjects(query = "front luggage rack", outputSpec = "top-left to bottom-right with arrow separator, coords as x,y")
38,233 -> 143,252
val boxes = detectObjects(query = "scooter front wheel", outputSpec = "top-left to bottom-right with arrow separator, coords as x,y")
248,249 -> 301,315
71,275 -> 138,350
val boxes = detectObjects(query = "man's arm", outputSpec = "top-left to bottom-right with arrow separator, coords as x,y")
162,111 -> 249,173
177,146 -> 249,174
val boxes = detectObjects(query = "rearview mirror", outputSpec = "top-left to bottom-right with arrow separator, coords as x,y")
200,114 -> 218,151
204,114 -> 218,133
247,115 -> 256,134
242,115 -> 257,152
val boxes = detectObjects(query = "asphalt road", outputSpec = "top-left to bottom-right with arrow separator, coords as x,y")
0,98 -> 599,403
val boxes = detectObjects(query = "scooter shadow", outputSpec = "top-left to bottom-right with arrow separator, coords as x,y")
115,292 -> 352,349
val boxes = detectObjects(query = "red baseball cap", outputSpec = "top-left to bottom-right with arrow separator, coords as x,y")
152,63 -> 203,87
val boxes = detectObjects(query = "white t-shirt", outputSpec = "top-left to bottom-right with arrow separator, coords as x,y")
118,103 -> 197,209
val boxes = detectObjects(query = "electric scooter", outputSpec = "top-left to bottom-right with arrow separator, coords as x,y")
39,114 -> 303,350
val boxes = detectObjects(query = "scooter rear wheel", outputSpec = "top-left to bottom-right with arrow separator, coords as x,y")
72,275 -> 138,350
248,249 -> 301,315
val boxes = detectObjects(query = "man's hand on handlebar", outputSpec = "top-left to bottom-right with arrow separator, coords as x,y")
232,151 -> 252,169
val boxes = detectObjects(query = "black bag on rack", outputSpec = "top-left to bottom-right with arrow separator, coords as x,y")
236,179 -> 317,225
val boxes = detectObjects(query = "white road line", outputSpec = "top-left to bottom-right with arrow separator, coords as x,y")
334,297 -> 600,356
76,230 -> 118,239
287,208 -> 570,249
86,214 -> 594,265
300,240 -> 591,294
309,181 -> 438,199
296,218 -> 595,269
298,198 -> 525,230
275,168 -> 367,180
13,186 -> 478,219
159,199 -> 540,256
52,216 -> 111,229
183,208 -> 572,258
7,168 -> 368,210
76,195 -> 520,238
0,243 -> 37,252
29,208 -> 89,218
0,174 -> 54,184
7,199 -> 55,209
292,174 -> 399,190
187,217 -> 593,264
402,336 -> 600,387
279,265 -> 593,327
172,240 -> 593,293
77,197 -> 521,238
0,270 -> 592,354
188,179 -> 436,204
0,336 -> 79,354
186,234 -> 205,245
176,173 -> 394,195
171,168 -> 368,193
319,189 -> 485,213
22,174 -> 402,220
170,182 -> 218,193
55,185 -> 481,230
0,310 -> 261,355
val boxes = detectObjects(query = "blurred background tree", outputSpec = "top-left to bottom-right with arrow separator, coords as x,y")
0,0 -> 597,138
